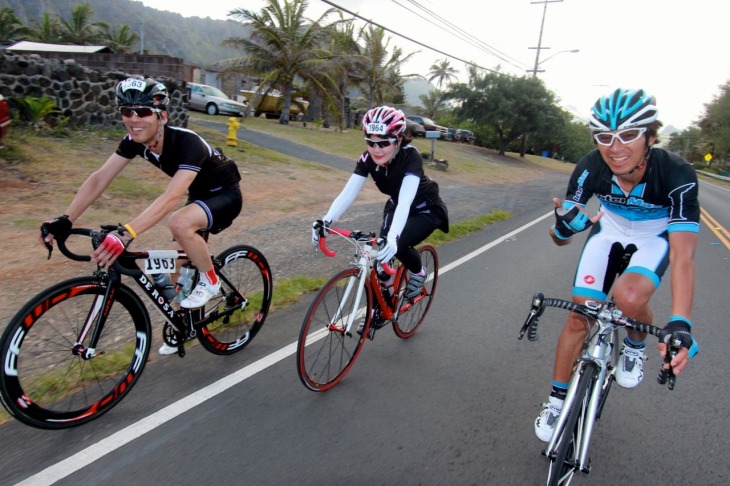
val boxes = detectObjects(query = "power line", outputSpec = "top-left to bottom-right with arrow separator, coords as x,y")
320,0 -> 512,76
398,0 -> 529,71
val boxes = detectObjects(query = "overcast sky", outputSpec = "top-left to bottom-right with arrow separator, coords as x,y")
139,0 -> 730,130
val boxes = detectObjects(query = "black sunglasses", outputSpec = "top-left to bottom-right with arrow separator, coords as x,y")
365,137 -> 397,148
120,106 -> 162,118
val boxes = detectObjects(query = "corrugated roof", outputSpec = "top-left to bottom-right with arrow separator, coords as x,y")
6,41 -> 113,54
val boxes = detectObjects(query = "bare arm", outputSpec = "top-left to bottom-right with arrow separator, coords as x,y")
64,153 -> 131,222
125,169 -> 195,236
658,231 -> 698,374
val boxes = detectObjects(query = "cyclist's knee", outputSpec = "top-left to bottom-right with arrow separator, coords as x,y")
613,277 -> 654,315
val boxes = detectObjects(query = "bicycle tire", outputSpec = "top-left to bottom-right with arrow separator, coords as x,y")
547,362 -> 597,486
197,245 -> 272,355
0,277 -> 151,429
392,244 -> 438,339
296,268 -> 372,391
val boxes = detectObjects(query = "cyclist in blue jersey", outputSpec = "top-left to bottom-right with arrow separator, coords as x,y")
534,89 -> 701,442
39,78 -> 243,350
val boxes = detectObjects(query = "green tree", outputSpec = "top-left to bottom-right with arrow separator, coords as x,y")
358,25 -> 416,108
418,90 -> 447,119
668,126 -> 705,165
103,24 -> 140,54
325,16 -> 363,129
0,7 -> 30,44
57,3 -> 109,45
26,12 -> 61,43
698,80 -> 730,163
225,0 -> 339,125
428,58 -> 458,90
450,68 -> 564,155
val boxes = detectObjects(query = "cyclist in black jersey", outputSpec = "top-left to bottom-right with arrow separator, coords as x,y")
312,106 -> 448,298
40,77 -> 243,317
534,88 -> 701,442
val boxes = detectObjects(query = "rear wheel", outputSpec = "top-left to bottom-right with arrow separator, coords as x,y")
297,268 -> 371,391
206,103 -> 219,115
197,245 -> 272,355
392,245 -> 438,339
547,362 -> 596,486
0,277 -> 151,429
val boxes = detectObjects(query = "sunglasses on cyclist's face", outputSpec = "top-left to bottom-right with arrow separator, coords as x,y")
593,127 -> 646,146
365,137 -> 398,149
119,106 -> 162,118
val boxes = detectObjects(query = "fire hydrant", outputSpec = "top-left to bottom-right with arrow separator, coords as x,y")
227,117 -> 240,148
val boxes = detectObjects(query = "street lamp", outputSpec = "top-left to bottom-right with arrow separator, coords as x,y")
526,49 -> 579,76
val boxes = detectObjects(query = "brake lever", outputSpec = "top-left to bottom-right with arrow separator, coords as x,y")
44,241 -> 53,260
657,337 -> 681,390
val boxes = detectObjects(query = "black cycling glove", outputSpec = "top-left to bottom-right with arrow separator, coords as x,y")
553,205 -> 592,239
41,214 -> 72,241
658,317 -> 699,359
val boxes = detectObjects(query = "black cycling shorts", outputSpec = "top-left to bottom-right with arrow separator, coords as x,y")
188,186 -> 242,234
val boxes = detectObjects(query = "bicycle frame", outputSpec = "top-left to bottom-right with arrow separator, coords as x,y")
544,303 -> 619,474
323,233 -> 402,337
59,230 -> 249,357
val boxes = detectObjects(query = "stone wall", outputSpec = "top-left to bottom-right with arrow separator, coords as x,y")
0,51 -> 189,128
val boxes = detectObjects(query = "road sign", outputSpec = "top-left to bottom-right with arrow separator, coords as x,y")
425,131 -> 441,139
704,153 -> 713,162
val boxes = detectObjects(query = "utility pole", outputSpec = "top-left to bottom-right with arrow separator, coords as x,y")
527,0 -> 564,77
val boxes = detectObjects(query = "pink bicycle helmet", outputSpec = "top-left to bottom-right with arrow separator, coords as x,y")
362,106 -> 407,137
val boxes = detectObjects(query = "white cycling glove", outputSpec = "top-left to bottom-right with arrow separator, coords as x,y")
379,232 -> 398,262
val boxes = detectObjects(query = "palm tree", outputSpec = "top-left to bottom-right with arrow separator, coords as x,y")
0,7 -> 30,45
57,3 -> 109,45
26,12 -> 61,43
358,25 -> 417,108
225,0 -> 340,125
428,58 -> 459,90
327,17 -> 365,129
419,91 -> 447,119
103,24 -> 140,54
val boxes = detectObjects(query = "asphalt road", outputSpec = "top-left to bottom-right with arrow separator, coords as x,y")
1,125 -> 728,485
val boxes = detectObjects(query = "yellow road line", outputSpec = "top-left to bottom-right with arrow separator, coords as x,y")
700,207 -> 730,250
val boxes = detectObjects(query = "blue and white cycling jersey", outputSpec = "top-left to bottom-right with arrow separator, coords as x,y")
564,147 -> 700,299
564,147 -> 700,236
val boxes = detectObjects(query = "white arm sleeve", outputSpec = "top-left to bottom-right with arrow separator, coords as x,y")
323,174 -> 367,223
388,174 -> 420,239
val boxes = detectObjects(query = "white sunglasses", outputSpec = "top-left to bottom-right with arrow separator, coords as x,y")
593,127 -> 646,146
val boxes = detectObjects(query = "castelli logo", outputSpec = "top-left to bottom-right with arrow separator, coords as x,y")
584,275 -> 595,284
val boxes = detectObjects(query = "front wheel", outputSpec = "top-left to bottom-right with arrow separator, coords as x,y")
297,268 -> 371,391
392,245 -> 438,338
197,245 -> 272,355
206,103 -> 219,115
0,277 -> 151,429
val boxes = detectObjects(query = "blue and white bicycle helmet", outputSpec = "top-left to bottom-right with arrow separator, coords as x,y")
589,88 -> 658,131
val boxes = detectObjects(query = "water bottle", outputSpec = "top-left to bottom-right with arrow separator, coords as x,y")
152,273 -> 177,301
175,264 -> 196,302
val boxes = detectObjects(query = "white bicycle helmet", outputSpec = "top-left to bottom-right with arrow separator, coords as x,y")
362,106 -> 407,137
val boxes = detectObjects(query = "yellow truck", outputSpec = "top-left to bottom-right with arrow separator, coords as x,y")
238,88 -> 309,120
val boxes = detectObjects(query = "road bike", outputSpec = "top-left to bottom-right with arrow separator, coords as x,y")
296,222 -> 438,391
518,293 -> 683,486
0,225 -> 272,429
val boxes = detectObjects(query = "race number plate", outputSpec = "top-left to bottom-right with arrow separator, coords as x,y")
144,250 -> 178,273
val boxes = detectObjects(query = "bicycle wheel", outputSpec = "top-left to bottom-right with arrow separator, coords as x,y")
392,244 -> 439,339
547,362 -> 597,486
0,277 -> 151,429
197,245 -> 273,355
297,268 -> 372,391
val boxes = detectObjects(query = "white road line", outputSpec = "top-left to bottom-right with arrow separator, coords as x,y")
16,211 -> 553,486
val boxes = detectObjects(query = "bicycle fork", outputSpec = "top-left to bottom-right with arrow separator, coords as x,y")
73,271 -> 121,360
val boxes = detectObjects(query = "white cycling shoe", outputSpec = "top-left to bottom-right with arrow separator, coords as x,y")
615,344 -> 645,388
535,396 -> 563,442
180,281 -> 220,309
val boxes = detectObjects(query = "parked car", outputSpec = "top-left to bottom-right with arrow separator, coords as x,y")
446,127 -> 460,142
239,87 -> 309,120
187,82 -> 248,116
459,129 -> 474,144
405,119 -> 425,138
0,95 -> 10,146
406,115 -> 446,137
